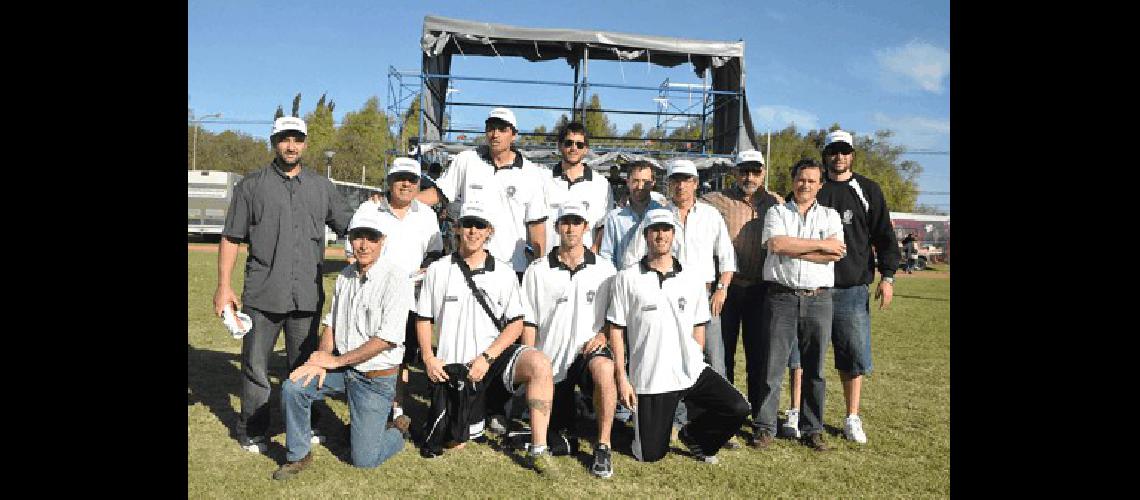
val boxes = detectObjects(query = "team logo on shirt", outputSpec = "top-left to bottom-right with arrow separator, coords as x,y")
506,186 -> 517,198
641,304 -> 657,311
444,295 -> 458,302
556,296 -> 569,304
678,297 -> 687,312
842,209 -> 853,225
472,184 -> 484,190
586,290 -> 596,303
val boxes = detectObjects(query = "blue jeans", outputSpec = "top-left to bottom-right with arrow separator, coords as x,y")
831,285 -> 873,376
239,306 -> 321,440
281,369 -> 405,467
755,288 -> 832,436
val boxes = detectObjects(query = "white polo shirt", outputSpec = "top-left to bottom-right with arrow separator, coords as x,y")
434,146 -> 548,272
761,199 -> 844,289
345,196 -> 444,287
540,163 -> 614,252
328,257 -> 414,371
521,248 -> 617,383
606,256 -> 711,395
618,201 -> 733,283
416,252 -> 526,365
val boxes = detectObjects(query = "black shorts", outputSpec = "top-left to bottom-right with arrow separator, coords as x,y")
470,344 -> 532,425
550,346 -> 614,434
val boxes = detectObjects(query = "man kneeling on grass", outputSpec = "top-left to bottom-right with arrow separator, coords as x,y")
273,209 -> 414,480
607,208 -> 751,464
521,202 -> 619,478
415,201 -> 561,477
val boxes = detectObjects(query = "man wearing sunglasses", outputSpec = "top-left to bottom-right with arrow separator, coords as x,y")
344,157 -> 444,425
415,202 -> 561,477
520,202 -> 619,478
815,130 -> 900,445
540,122 -> 613,256
215,116 -> 354,453
417,108 -> 548,280
273,210 -> 413,480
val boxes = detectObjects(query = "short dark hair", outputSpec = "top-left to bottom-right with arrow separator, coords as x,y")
485,118 -> 518,134
557,122 -> 588,144
626,160 -> 655,176
791,158 -> 824,179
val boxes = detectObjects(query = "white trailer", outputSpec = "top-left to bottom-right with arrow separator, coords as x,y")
188,170 -> 243,237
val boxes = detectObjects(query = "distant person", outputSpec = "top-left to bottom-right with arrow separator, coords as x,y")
607,208 -> 750,463
815,130 -> 900,444
273,209 -> 413,480
414,201 -> 560,477
540,122 -> 614,255
901,233 -> 918,273
521,202 -> 619,478
754,158 -> 845,451
417,108 -> 548,280
214,116 -> 354,453
345,157 -> 444,424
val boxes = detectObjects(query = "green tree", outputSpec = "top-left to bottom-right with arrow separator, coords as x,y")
291,93 -> 302,117
274,106 -> 284,120
333,96 -> 395,186
622,122 -> 645,147
584,94 -> 617,145
302,94 -> 336,176
188,126 -> 271,174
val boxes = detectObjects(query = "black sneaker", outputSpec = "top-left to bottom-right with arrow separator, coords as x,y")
590,444 -> 614,479
678,426 -> 719,464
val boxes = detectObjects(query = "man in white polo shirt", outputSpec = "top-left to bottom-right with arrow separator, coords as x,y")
415,201 -> 561,477
417,108 -> 548,278
607,208 -> 750,464
540,122 -> 614,254
521,202 -> 619,478
345,157 -> 445,421
273,208 -> 413,480
753,158 -> 845,451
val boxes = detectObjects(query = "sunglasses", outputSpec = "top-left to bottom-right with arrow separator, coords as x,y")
348,229 -> 382,242
824,147 -> 854,155
561,140 -> 587,149
459,219 -> 490,229
389,172 -> 419,183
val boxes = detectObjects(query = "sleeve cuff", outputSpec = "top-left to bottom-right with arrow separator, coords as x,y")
414,313 -> 435,323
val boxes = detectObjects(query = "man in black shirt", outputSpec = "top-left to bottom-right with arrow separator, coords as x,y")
815,130 -> 899,445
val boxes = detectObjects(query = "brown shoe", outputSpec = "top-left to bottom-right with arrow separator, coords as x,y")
803,433 -> 830,451
748,430 -> 774,449
388,415 -> 412,439
272,452 -> 313,480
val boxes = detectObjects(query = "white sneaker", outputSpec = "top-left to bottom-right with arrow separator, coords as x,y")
780,409 -> 801,439
844,415 -> 867,444
240,435 -> 267,453
310,429 -> 326,445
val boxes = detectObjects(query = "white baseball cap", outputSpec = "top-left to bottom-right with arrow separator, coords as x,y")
486,108 -> 518,128
556,201 -> 588,224
643,208 -> 677,231
271,116 -> 307,137
458,201 -> 493,227
823,130 -> 854,150
735,149 -> 766,167
388,157 -> 421,179
666,159 -> 698,179
348,207 -> 391,236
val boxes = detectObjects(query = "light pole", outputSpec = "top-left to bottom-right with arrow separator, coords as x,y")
324,150 -> 336,179
189,111 -> 222,170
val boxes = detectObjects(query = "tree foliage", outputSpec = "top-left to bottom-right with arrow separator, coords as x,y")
583,94 -> 617,143
333,96 -> 394,186
186,126 -> 270,174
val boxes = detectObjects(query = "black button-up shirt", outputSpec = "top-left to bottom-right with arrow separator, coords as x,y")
222,162 -> 353,313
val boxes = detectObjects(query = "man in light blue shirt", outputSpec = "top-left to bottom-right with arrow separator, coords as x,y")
598,160 -> 666,270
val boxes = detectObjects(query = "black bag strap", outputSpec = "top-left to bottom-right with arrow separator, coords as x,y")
454,255 -> 505,331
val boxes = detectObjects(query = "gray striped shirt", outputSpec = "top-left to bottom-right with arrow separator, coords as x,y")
329,258 -> 414,371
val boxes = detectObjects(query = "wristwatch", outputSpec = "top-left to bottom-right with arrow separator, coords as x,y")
881,276 -> 895,285
481,351 -> 497,364
715,282 -> 726,291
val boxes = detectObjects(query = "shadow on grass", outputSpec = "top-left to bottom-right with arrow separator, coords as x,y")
892,294 -> 949,302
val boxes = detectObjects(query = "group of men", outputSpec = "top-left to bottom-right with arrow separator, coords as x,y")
212,108 -> 899,481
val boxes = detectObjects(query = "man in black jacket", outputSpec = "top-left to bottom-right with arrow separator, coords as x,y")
815,130 -> 899,445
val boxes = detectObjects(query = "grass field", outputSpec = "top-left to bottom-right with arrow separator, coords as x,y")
188,250 -> 949,498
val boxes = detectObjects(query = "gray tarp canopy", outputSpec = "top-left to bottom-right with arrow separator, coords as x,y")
419,14 -> 760,155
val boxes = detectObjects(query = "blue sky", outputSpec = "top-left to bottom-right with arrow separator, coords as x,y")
188,0 -> 949,211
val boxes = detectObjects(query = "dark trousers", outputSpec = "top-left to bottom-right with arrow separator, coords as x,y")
755,287 -> 831,436
633,367 -> 750,462
238,306 -> 322,440
722,282 -> 771,424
